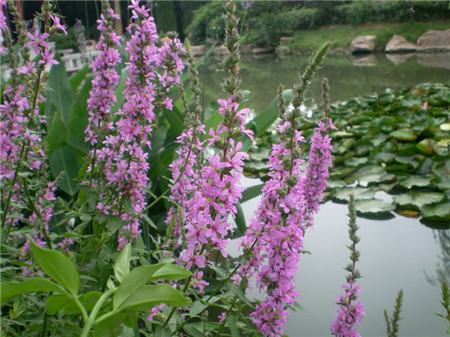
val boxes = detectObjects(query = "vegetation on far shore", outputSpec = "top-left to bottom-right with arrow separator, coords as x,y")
289,20 -> 450,54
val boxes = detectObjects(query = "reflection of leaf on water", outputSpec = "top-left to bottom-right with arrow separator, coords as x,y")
425,230 -> 450,287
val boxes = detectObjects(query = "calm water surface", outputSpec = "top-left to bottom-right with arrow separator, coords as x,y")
204,54 -> 450,336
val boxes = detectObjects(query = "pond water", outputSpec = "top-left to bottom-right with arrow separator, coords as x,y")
234,178 -> 448,337
200,54 -> 450,336
198,52 -> 450,111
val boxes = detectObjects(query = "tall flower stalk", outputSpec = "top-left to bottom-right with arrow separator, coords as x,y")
178,0 -> 252,277
238,44 -> 330,337
85,1 -> 121,186
164,40 -> 205,253
94,0 -> 184,250
1,1 -> 64,248
330,194 -> 365,337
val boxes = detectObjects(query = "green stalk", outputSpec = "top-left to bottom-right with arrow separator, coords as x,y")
80,288 -> 116,337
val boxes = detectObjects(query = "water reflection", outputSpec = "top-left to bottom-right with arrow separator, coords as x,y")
237,178 -> 448,336
198,53 -> 450,112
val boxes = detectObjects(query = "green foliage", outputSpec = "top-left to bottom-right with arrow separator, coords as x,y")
188,1 -> 450,47
30,240 -> 80,295
436,282 -> 450,334
2,243 -> 192,337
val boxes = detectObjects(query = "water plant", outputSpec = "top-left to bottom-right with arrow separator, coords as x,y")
330,194 -> 365,337
384,290 -> 404,337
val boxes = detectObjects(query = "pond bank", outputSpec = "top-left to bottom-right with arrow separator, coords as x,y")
286,21 -> 450,55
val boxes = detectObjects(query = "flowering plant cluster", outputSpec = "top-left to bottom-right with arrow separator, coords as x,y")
0,1 -> 380,337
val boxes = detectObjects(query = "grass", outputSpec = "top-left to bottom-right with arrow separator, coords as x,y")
290,20 -> 450,53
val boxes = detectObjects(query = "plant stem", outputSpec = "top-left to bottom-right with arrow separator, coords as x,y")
80,288 -> 115,337
215,297 -> 237,337
162,275 -> 192,328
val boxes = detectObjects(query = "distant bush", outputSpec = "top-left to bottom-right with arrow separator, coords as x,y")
188,0 -> 450,46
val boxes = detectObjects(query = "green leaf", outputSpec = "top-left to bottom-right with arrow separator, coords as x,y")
354,165 -> 395,184
94,313 -> 125,337
114,264 -> 191,310
394,192 -> 444,209
232,203 -> 246,239
332,187 -> 376,202
114,244 -> 132,283
1,278 -> 60,302
116,284 -> 191,312
390,129 -> 417,141
422,201 -> 450,221
30,241 -> 79,295
70,65 -> 89,94
49,145 -> 80,195
46,62 -> 74,125
241,184 -> 263,203
164,103 -> 184,137
354,199 -> 395,214
47,113 -> 68,154
67,78 -> 92,154
416,139 -> 435,155
398,175 -> 431,189
248,89 -> 293,137
47,291 -> 102,314
227,313 -> 241,337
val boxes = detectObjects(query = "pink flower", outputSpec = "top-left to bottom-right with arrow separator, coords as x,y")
50,14 -> 67,35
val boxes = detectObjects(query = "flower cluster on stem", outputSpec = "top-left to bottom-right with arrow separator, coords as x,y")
330,194 -> 365,337
164,40 -> 205,252
94,0 -> 184,250
238,44 -> 330,337
1,1 -> 64,256
177,0 -> 252,284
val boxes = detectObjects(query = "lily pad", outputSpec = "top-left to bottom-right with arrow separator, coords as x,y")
416,139 -> 435,155
332,187 -> 376,203
354,165 -> 395,184
398,175 -> 431,189
390,130 -> 417,142
440,123 -> 450,131
421,201 -> 450,221
355,199 -> 395,214
395,208 -> 420,218
394,192 -> 444,209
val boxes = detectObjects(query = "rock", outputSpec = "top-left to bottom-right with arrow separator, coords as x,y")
279,36 -> 293,44
417,29 -> 450,52
214,45 -> 230,57
385,35 -> 417,53
351,35 -> 376,54
190,45 -> 206,57
252,47 -> 273,55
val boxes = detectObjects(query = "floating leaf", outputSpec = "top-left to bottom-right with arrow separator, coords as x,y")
355,199 -> 395,214
354,165 -> 394,184
332,187 -> 376,202
422,201 -> 450,221
416,139 -> 435,155
398,175 -> 431,189
390,129 -> 417,141
394,192 -> 444,209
